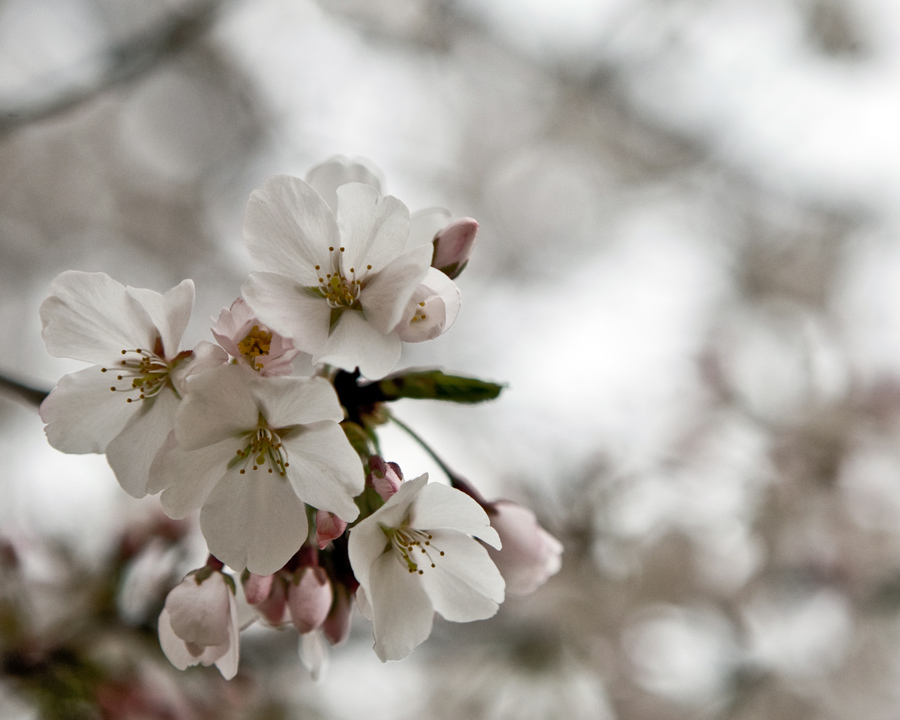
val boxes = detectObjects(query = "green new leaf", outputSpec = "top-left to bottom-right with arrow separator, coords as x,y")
378,370 -> 504,404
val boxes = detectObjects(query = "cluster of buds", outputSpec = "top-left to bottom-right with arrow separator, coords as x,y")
39,156 -> 562,680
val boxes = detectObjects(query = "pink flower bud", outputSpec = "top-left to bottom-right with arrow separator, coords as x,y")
322,584 -> 353,647
243,572 -> 274,605
316,510 -> 347,549
288,566 -> 333,634
256,574 -> 289,625
432,218 -> 478,279
486,501 -> 563,595
368,456 -> 403,501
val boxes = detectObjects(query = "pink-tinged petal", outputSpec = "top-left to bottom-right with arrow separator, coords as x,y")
487,502 -> 563,595
155,438 -> 235,518
200,467 -> 309,575
170,341 -> 228,395
158,609 -> 197,671
281,422 -> 364,521
298,631 -> 329,682
408,207 -> 451,249
244,174 -> 336,283
410,482 -> 501,549
250,375 -> 344,427
241,272 -> 330,355
288,566 -> 333,633
335,183 -> 410,274
40,271 -> 157,365
106,389 -> 179,498
125,279 -> 194,359
359,243 -> 432,334
370,551 -> 434,662
347,476 -> 427,590
395,267 -> 461,344
316,310 -> 401,380
306,155 -> 384,214
316,510 -> 347,549
214,594 -> 241,680
174,365 -> 258,451
432,218 -> 478,278
40,366 -> 138,454
166,573 -> 231,647
418,529 -> 505,620
243,573 -> 274,606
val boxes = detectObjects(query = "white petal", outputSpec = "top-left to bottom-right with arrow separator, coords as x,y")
305,155 -> 384,214
298,631 -> 330,682
200,467 -> 309,575
40,366 -> 138,454
355,584 -> 373,620
214,593 -> 241,680
244,174 -> 336,283
242,272 -> 330,356
106,389 -> 180,498
40,271 -> 157,365
174,365 -> 258,451
316,310 -> 401,380
158,608 -> 199,671
370,551 -> 435,662
408,207 -> 451,248
155,437 -> 235,518
250,375 -> 344,427
335,183 -> 410,274
395,268 -> 461,344
419,529 -> 505,621
170,341 -> 228,395
281,422 -> 364,521
410,482 -> 501,548
360,243 -> 432,334
125,279 -> 194,359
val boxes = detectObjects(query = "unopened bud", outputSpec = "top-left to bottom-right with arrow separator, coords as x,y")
322,583 -> 353,647
243,572 -> 274,605
368,456 -> 404,501
288,566 -> 333,634
256,574 -> 289,625
316,510 -> 348,549
432,218 -> 478,279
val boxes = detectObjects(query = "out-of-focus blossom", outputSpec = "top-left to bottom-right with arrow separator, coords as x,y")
211,297 -> 298,375
158,569 -> 240,680
368,455 -> 404,501
152,364 -> 363,574
323,583 -> 353,647
486,501 -> 563,595
39,271 -> 200,497
348,475 -> 505,661
316,509 -> 347,549
288,565 -> 333,634
241,174 -> 433,379
305,155 -> 385,213
298,630 -> 330,683
431,218 -> 478,279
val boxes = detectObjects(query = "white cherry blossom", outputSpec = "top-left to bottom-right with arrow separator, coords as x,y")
241,175 -> 433,379
158,569 -> 240,680
348,476 -> 505,661
39,271 -> 210,498
152,364 -> 364,574
211,297 -> 298,376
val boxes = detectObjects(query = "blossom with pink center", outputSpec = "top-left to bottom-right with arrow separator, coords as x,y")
486,501 -> 563,595
211,297 -> 298,376
158,569 -> 240,679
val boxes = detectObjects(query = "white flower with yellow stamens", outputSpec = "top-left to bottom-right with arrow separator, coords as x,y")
348,475 -> 505,661
152,364 -> 364,575
39,271 -> 213,498
211,297 -> 298,376
241,174 -> 433,380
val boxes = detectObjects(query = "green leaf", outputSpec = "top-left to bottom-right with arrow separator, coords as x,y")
378,370 -> 505,404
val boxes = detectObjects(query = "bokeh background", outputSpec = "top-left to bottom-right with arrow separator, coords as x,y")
4,0 -> 900,717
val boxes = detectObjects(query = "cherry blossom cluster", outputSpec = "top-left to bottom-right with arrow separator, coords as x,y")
38,157 -> 562,680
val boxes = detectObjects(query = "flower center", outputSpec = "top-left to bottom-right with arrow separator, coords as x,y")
237,325 -> 272,369
101,339 -> 187,403
231,422 -> 290,477
382,525 -> 445,575
312,248 -> 373,310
